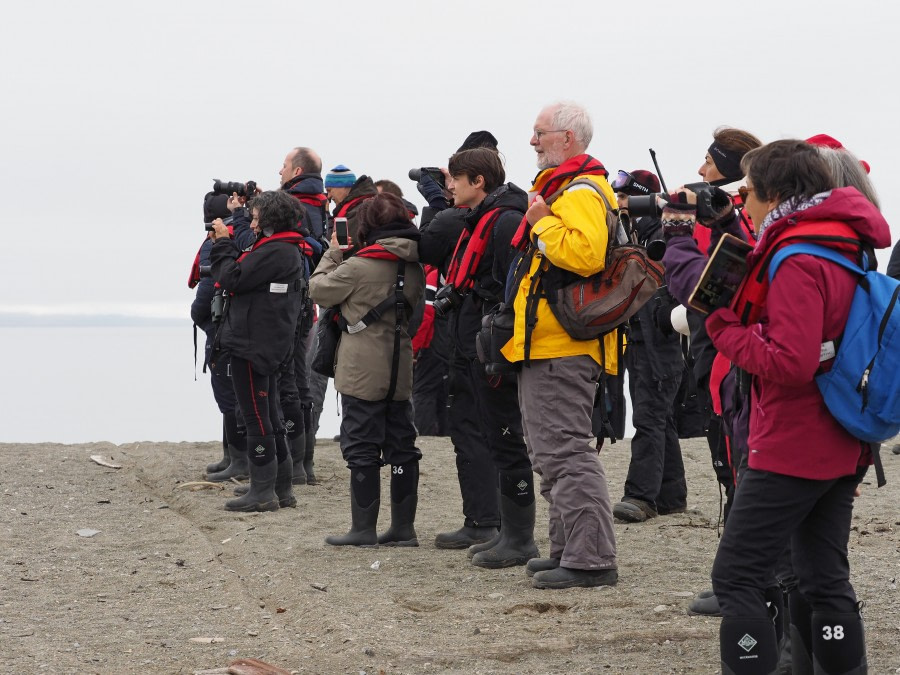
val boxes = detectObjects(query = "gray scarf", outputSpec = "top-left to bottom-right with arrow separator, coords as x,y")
757,191 -> 832,238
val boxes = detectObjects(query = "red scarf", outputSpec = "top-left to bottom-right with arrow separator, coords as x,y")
511,154 -> 608,249
354,242 -> 401,261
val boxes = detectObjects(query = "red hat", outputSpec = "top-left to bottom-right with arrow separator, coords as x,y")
806,134 -> 871,174
630,170 -> 661,194
805,133 -> 844,149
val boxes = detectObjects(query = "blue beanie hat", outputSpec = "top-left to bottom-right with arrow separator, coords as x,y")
325,164 -> 357,188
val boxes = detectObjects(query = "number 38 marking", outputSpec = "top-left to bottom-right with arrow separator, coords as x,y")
822,625 -> 845,640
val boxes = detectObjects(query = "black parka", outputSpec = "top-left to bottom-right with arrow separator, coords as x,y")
211,233 -> 306,375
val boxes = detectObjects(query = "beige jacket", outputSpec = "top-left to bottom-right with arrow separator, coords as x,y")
309,235 -> 425,401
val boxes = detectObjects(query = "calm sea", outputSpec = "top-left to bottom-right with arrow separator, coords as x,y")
0,324 -> 632,445
0,324 -> 341,445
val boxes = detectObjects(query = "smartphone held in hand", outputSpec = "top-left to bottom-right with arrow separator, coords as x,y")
335,217 -> 349,250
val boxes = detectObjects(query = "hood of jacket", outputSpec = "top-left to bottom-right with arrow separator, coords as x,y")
344,175 -> 378,202
464,182 -> 528,230
751,186 -> 890,266
369,230 -> 421,263
283,173 -> 324,195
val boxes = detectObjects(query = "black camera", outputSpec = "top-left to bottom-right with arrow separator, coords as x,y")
212,178 -> 258,198
204,215 -> 233,232
408,167 -> 446,188
433,284 -> 465,316
211,289 -> 227,323
627,182 -> 731,223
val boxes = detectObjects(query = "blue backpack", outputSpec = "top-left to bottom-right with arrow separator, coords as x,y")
769,243 -> 900,444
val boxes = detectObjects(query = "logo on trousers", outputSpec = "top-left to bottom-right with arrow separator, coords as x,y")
253,444 -> 266,455
517,480 -> 528,492
738,634 -> 758,652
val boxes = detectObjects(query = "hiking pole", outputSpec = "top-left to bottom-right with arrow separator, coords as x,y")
649,148 -> 669,194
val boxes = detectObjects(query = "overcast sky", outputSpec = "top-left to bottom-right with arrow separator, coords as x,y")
1,0 -> 897,319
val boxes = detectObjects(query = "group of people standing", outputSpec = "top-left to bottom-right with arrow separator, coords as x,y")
189,100 -> 896,673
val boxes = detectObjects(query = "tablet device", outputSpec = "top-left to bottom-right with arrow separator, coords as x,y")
688,234 -> 753,315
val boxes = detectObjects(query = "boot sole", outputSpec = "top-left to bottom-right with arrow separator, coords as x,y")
225,500 -> 280,512
533,577 -> 618,589
208,473 -> 250,483
471,554 -> 535,569
379,539 -> 419,547
278,497 -> 297,508
324,540 -> 379,547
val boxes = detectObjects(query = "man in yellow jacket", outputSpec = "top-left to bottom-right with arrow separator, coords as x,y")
502,101 -> 619,589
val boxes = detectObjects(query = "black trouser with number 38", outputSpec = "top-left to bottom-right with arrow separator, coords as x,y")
711,466 -> 863,619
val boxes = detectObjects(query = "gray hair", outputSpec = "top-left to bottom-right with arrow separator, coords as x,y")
817,146 -> 880,209
549,101 -> 593,149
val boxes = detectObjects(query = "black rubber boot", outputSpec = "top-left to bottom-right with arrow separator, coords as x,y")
302,406 -> 318,485
325,465 -> 380,546
532,566 -> 617,589
688,591 -> 723,616
466,533 -> 501,559
788,591 -> 814,675
811,606 -> 867,674
720,616 -> 779,675
224,436 -> 279,512
274,455 -> 296,508
206,441 -> 249,482
290,431 -> 308,485
526,557 -> 560,578
377,462 -> 419,547
206,425 -> 230,474
764,585 -> 789,673
471,470 -> 539,569
435,525 -> 498,549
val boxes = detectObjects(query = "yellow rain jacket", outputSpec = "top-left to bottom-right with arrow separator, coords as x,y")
501,167 -> 619,374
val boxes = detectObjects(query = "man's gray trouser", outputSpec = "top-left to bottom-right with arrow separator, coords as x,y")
519,354 -> 617,570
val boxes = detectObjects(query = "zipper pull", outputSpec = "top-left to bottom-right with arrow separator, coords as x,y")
859,368 -> 870,411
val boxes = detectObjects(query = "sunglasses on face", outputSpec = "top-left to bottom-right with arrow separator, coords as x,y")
738,186 -> 755,202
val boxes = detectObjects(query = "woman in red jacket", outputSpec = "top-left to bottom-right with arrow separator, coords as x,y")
700,140 -> 891,674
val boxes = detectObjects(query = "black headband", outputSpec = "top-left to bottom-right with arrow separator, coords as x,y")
708,142 -> 744,180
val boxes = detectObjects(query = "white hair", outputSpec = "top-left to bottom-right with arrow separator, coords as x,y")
548,101 -> 593,149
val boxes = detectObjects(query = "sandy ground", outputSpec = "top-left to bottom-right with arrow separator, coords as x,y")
0,436 -> 897,674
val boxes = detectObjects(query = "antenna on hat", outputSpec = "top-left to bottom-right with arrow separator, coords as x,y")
649,149 -> 669,193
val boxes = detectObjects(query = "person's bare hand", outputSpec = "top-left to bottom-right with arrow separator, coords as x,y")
226,192 -> 244,212
210,218 -> 229,241
526,195 -> 552,225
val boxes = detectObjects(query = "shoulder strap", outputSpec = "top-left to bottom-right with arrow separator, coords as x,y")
769,243 -> 864,282
385,261 -> 407,402
543,177 -> 613,211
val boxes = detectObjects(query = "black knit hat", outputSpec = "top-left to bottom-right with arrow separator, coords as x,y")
457,130 -> 498,152
203,193 -> 231,222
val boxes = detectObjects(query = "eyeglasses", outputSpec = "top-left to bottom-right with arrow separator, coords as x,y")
738,186 -> 755,202
610,170 -> 650,195
533,128 -> 566,140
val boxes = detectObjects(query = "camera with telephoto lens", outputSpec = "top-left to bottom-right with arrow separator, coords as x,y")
432,284 -> 465,316
627,181 -> 731,223
408,167 -> 446,188
212,178 -> 258,198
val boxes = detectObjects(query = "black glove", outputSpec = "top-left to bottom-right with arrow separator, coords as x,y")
416,172 -> 450,211
660,200 -> 696,240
